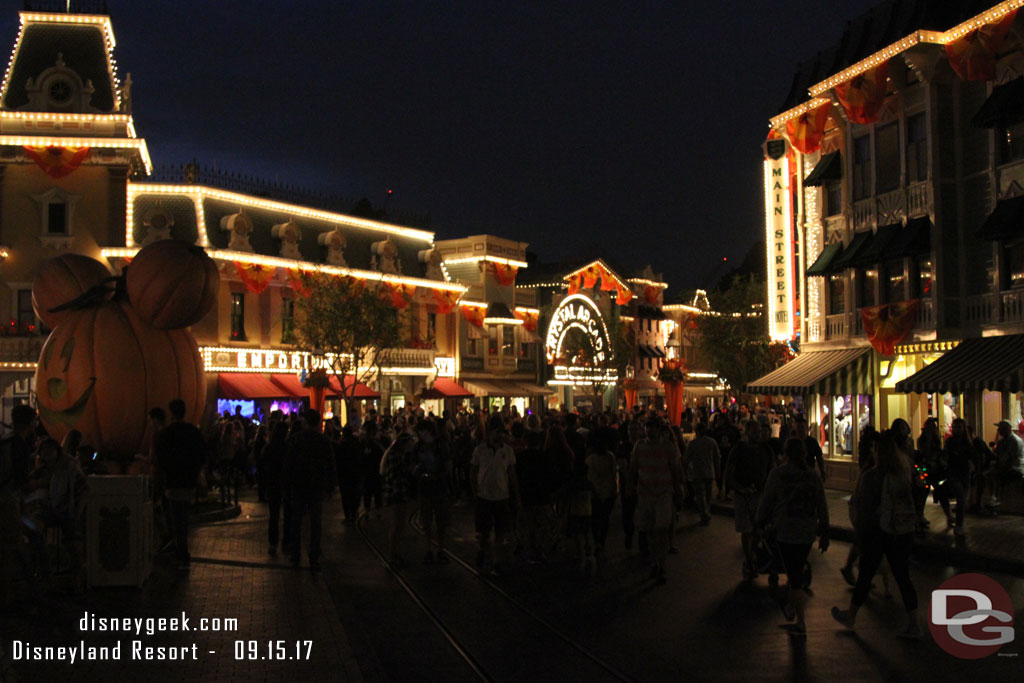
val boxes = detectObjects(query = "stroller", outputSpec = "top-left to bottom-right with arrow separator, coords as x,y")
754,531 -> 812,590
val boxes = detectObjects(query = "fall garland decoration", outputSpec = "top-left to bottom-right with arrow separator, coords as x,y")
785,102 -> 830,154
24,145 -> 90,178
234,261 -> 275,294
834,61 -> 889,125
461,304 -> 486,328
861,300 -> 918,356
287,268 -> 312,298
945,10 -> 1016,82
615,283 -> 633,305
513,309 -> 539,332
432,288 -> 461,314
383,281 -> 416,309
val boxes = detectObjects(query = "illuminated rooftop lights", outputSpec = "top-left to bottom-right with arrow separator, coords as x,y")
3,13 -> 122,111
482,302 -> 523,326
563,259 -> 630,290
0,135 -> 151,174
442,255 -> 529,268
100,247 -> 467,293
513,306 -> 540,315
126,184 -> 435,245
768,97 -> 833,130
627,277 -> 668,288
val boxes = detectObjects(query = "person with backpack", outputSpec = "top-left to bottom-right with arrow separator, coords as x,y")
832,433 -> 921,638
756,438 -> 829,636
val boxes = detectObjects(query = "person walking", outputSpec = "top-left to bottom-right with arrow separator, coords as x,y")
380,426 -> 417,567
336,424 -> 363,526
471,421 -> 518,575
414,420 -> 452,564
941,418 -> 974,536
263,421 -> 289,555
832,434 -> 921,638
628,419 -> 683,586
683,421 -> 720,526
586,430 -> 617,563
726,420 -> 772,581
285,409 -> 336,570
756,438 -> 829,636
154,399 -> 206,570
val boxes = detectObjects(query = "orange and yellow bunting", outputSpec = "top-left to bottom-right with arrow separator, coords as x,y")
287,268 -> 312,298
862,300 -> 918,356
644,285 -> 660,305
432,288 -> 461,314
461,304 -> 486,328
234,261 -> 275,294
493,263 -> 519,286
582,265 -> 601,289
513,309 -> 539,332
785,102 -> 830,155
835,61 -> 888,125
615,283 -> 633,305
24,145 -> 90,179
383,281 -> 416,309
599,265 -> 618,292
945,10 -> 1017,82
568,274 -> 582,296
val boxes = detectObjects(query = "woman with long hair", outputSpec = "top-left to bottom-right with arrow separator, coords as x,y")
832,434 -> 921,638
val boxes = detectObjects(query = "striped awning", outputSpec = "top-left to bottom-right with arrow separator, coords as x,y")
746,347 -> 873,396
895,334 -> 1024,394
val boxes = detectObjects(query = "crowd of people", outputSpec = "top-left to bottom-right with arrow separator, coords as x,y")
2,394 -> 1023,639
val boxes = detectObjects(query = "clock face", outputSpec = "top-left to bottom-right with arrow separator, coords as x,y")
48,78 -> 73,105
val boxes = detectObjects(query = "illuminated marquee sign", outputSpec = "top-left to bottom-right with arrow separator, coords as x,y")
545,294 -> 618,386
763,137 -> 796,341
201,347 -> 348,373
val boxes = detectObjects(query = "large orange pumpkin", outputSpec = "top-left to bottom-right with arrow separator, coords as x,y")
34,300 -> 205,457
31,254 -> 112,328
125,240 -> 220,329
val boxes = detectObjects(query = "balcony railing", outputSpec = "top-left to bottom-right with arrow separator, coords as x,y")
826,313 -> 848,339
853,199 -> 875,232
1004,290 -> 1024,324
965,293 -> 997,326
383,347 -> 435,369
823,298 -> 935,341
907,182 -> 931,217
0,336 -> 44,363
915,298 -> 934,328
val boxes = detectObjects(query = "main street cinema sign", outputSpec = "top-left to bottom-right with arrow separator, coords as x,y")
545,294 -> 618,386
763,136 -> 796,341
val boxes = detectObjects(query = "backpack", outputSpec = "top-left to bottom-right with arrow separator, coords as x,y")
879,473 -> 917,535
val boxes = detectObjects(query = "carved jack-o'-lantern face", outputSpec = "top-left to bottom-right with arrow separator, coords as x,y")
36,332 -> 96,428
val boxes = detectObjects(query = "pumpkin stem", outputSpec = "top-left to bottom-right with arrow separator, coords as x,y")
47,276 -> 123,313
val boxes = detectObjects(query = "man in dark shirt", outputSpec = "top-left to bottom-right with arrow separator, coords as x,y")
794,417 -> 827,481
155,399 -> 206,569
286,409 -> 336,570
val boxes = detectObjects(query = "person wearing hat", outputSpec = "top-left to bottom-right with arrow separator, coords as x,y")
982,419 -> 1024,513
0,405 -> 40,606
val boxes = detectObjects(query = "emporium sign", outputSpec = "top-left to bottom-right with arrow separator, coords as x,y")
763,136 -> 795,341
545,294 -> 617,386
201,347 -> 346,373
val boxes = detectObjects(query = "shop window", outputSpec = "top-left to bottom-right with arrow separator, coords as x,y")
488,326 -> 498,355
852,134 -> 872,200
1008,241 -> 1024,286
916,257 -> 933,297
875,122 -> 900,192
281,297 -> 295,344
825,179 -> 842,216
427,312 -> 436,344
467,337 -> 480,356
860,269 -> 877,308
502,325 -> 515,355
828,275 -> 845,314
906,113 -> 927,182
886,261 -> 906,302
1000,120 -> 1024,164
230,293 -> 247,340
16,289 -> 36,334
520,341 -> 533,358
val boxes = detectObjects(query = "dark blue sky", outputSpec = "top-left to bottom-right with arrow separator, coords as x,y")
2,0 -> 881,291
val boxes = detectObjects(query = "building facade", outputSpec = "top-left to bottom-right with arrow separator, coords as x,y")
751,0 -> 1024,489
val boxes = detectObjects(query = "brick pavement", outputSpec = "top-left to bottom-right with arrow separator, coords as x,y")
0,499 -> 367,683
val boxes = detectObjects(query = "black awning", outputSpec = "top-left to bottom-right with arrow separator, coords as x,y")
891,216 -> 932,258
852,223 -> 901,267
895,334 -> 1024,394
832,230 -> 873,270
978,194 -> 1024,241
652,346 -> 667,358
803,152 -> 842,186
806,242 -> 843,276
638,344 -> 657,358
972,78 -> 1024,128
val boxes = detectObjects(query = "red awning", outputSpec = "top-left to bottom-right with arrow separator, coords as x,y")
218,373 -> 302,399
270,374 -> 307,397
432,378 -> 474,398
329,375 -> 381,399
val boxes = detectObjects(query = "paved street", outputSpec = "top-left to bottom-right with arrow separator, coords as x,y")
2,493 -> 1023,682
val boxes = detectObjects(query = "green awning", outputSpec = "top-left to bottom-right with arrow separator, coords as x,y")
832,230 -> 873,270
978,195 -> 1024,241
806,242 -> 843,276
852,223 -> 901,267
804,152 -> 842,187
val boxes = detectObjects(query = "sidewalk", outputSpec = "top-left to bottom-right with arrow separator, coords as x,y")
711,488 -> 1024,575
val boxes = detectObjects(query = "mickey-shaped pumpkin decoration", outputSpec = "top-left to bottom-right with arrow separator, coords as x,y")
32,240 -> 219,457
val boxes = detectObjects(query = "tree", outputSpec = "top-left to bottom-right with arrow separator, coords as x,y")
696,274 -> 793,398
292,273 -> 401,417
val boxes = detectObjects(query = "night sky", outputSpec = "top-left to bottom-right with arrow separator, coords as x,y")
3,0 -> 881,291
